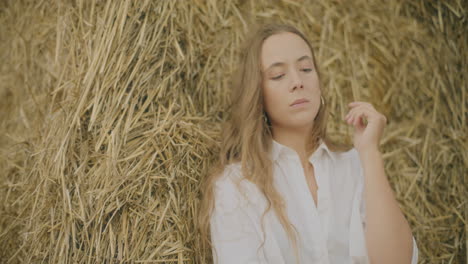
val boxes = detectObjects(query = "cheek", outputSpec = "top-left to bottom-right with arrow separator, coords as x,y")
305,72 -> 320,88
263,83 -> 286,110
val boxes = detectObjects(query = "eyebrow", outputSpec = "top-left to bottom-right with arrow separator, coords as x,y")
265,55 -> 313,71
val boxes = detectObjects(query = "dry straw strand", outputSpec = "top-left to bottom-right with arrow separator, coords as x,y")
0,0 -> 466,263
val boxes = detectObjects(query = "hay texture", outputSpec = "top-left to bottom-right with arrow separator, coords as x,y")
0,0 -> 466,263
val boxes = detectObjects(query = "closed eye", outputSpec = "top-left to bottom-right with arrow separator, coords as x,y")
272,74 -> 284,80
302,68 -> 313,72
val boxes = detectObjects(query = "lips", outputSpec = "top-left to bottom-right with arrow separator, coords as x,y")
290,98 -> 310,106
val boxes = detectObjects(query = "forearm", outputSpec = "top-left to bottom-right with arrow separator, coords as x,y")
359,148 -> 414,264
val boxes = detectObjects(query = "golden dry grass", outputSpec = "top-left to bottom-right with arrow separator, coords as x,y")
0,0 -> 466,263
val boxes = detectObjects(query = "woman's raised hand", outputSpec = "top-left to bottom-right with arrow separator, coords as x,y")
343,101 -> 387,155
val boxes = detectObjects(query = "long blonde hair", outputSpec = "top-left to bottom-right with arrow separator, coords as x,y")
197,23 -> 352,264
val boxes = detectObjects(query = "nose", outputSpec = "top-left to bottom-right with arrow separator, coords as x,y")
290,69 -> 303,92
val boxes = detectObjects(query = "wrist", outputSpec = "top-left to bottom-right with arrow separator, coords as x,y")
358,146 -> 381,159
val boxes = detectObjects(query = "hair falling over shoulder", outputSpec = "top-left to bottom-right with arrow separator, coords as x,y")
196,22 -> 352,264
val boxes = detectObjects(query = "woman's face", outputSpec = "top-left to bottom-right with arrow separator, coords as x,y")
261,32 -> 321,130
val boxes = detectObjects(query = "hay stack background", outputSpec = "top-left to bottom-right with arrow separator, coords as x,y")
0,0 -> 466,263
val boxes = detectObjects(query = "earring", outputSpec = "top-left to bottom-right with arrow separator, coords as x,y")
315,96 -> 325,121
263,112 -> 269,124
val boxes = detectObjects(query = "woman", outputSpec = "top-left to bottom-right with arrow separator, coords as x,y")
197,23 -> 419,264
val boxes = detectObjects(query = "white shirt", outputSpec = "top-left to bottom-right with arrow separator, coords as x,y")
210,139 -> 419,264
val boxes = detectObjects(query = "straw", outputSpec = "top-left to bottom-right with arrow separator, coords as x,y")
0,0 -> 466,263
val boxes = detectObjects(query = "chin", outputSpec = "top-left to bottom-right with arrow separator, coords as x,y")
293,111 -> 317,122
286,116 -> 315,129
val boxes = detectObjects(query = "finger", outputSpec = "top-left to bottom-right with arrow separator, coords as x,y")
347,107 -> 370,127
347,105 -> 376,120
348,103 -> 374,113
356,110 -> 369,127
345,104 -> 362,118
345,105 -> 370,121
345,107 -> 359,123
351,109 -> 368,128
356,107 -> 383,127
346,108 -> 362,125
345,102 -> 367,119
348,101 -> 375,111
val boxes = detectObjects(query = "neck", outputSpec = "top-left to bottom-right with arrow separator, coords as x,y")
271,123 -> 313,167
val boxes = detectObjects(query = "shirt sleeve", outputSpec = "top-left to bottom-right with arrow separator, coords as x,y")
210,166 -> 267,264
352,148 -> 419,264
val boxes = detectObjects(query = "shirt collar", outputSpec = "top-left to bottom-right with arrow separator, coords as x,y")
270,138 -> 334,162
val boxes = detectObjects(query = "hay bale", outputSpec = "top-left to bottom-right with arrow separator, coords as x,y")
0,0 -> 466,263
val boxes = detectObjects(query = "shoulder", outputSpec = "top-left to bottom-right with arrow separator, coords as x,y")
214,162 -> 243,188
328,147 -> 364,183
213,162 -> 251,213
329,147 -> 360,167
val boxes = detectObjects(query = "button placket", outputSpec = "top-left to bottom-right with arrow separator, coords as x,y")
311,156 -> 333,263
312,159 -> 327,241
294,155 -> 329,260
318,158 -> 331,240
275,147 -> 332,262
